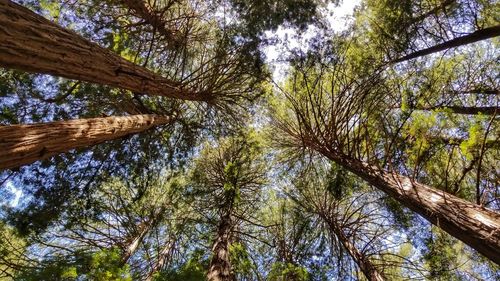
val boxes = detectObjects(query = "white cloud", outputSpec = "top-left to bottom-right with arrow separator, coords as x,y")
5,181 -> 23,208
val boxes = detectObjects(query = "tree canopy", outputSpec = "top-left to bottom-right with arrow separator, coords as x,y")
0,0 -> 499,280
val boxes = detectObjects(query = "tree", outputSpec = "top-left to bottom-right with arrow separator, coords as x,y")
0,0 -> 217,101
286,162 -> 404,280
189,132 -> 267,280
0,114 -> 172,170
391,25 -> 500,63
1,0 -> 499,278
354,0 -> 499,63
270,50 -> 500,263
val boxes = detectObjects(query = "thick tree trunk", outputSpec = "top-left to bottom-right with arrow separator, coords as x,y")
121,0 -> 182,46
317,149 -> 500,264
0,114 -> 171,170
392,25 -> 500,63
144,237 -> 176,281
414,105 -> 499,115
324,220 -> 385,281
0,0 -> 208,101
207,213 -> 236,281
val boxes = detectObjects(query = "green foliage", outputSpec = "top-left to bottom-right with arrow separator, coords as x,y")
14,248 -> 131,281
382,197 -> 413,229
229,242 -> 254,275
87,247 -> 132,281
1,0 -> 499,280
155,251 -> 207,281
423,228 -> 464,281
268,262 -> 309,281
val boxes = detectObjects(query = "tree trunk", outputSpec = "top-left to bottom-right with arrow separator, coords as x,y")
0,0 -> 209,101
0,114 -> 171,170
318,149 -> 500,264
144,237 -> 176,281
414,105 -> 499,116
392,25 -> 500,63
409,0 -> 455,26
207,213 -> 236,281
324,219 -> 385,281
120,0 -> 182,46
121,222 -> 152,265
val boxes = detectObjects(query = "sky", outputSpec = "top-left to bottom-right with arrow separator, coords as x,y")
263,0 -> 361,82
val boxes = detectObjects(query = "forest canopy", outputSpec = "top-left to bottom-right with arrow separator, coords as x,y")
0,0 -> 499,280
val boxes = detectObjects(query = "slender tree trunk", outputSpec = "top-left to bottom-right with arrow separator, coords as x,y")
0,114 -> 171,170
0,0 -> 208,101
414,105 -> 499,115
324,219 -> 385,281
121,222 -> 151,265
391,25 -> 500,63
207,213 -> 236,281
144,237 -> 176,281
121,0 -> 182,46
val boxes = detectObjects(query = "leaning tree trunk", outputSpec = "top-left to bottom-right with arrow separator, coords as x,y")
0,114 -> 171,170
121,0 -> 182,46
121,222 -> 153,265
323,219 -> 385,281
391,25 -> 500,63
414,105 -> 499,116
0,0 -> 208,101
207,213 -> 236,281
144,237 -> 176,281
318,150 -> 500,264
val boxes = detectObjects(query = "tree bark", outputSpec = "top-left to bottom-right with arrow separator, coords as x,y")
0,114 -> 171,170
207,213 -> 236,281
414,105 -> 499,116
0,0 -> 209,101
324,219 -> 385,281
391,25 -> 500,63
144,237 -> 176,281
121,222 -> 152,265
316,149 -> 500,264
120,0 -> 182,46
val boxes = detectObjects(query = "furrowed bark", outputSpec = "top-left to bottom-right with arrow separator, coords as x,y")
121,0 -> 182,46
0,114 -> 171,170
319,150 -> 500,264
207,213 -> 236,281
392,25 -> 500,63
0,0 -> 208,101
324,219 -> 385,281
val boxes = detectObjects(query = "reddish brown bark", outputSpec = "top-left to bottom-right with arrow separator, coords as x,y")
392,25 -> 500,63
0,114 -> 171,170
207,213 -> 236,281
0,0 -> 209,101
318,150 -> 500,264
